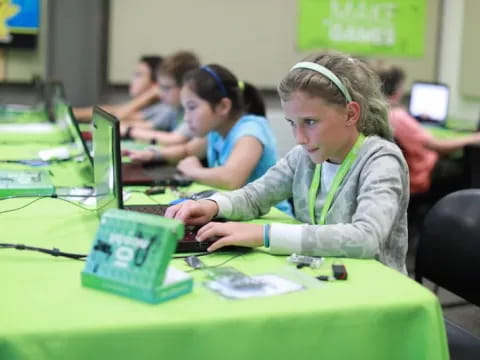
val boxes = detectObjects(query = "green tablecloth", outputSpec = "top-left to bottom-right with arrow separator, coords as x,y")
423,120 -> 476,159
424,117 -> 477,139
0,136 -> 449,360
425,125 -> 473,139
0,128 -> 70,144
0,108 -> 72,144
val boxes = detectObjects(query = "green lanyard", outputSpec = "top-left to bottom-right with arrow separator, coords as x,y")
308,134 -> 365,225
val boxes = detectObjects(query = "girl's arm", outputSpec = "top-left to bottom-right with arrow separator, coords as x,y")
130,127 -> 190,146
425,133 -> 480,155
161,137 -> 207,163
179,136 -> 263,190
208,147 -> 299,220
114,86 -> 162,120
123,137 -> 206,164
269,154 -> 406,262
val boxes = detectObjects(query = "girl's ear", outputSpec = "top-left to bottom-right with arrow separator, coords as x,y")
215,97 -> 232,117
345,101 -> 361,127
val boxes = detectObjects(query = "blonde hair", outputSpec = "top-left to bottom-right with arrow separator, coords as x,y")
158,50 -> 200,86
278,51 -> 392,140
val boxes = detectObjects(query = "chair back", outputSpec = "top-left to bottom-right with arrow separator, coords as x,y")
464,144 -> 480,188
415,189 -> 480,306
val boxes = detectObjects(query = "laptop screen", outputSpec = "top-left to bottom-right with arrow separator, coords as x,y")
408,82 -> 449,124
92,107 -> 124,217
54,99 -> 93,165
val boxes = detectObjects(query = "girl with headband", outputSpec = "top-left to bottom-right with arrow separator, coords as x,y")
166,52 -> 409,274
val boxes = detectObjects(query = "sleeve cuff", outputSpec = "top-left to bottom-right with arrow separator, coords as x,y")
207,193 -> 233,218
269,223 -> 303,254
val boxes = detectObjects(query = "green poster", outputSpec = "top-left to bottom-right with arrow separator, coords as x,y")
298,0 -> 425,57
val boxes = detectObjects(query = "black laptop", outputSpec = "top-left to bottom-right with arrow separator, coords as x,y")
408,81 -> 450,127
92,107 -> 191,186
92,106 -> 217,252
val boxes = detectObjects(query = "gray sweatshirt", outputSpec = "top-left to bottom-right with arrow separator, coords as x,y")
210,136 -> 409,274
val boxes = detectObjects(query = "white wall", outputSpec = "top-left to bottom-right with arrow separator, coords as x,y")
108,0 -> 441,88
438,0 -> 480,122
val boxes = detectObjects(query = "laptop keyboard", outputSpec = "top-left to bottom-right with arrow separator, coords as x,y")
125,204 -> 203,243
125,204 -> 168,216
123,204 -> 227,252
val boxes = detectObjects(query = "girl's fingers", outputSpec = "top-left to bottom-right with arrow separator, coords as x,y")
207,235 -> 236,252
197,222 -> 223,239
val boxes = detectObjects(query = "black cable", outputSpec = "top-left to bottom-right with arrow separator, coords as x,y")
0,193 -> 104,214
50,195 -> 97,212
182,250 -> 250,272
0,193 -> 98,201
0,194 -> 52,201
0,243 -> 87,260
0,159 -> 44,164
0,196 -> 48,214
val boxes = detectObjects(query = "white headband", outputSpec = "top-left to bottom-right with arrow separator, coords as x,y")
290,61 -> 352,103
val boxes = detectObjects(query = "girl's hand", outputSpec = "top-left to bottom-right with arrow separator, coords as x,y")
177,156 -> 203,177
165,199 -> 219,226
119,124 -> 128,137
196,222 -> 264,252
121,149 -> 155,163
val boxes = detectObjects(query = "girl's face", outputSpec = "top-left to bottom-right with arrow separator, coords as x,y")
282,90 -> 360,164
158,75 -> 181,107
129,62 -> 154,97
181,85 -> 219,137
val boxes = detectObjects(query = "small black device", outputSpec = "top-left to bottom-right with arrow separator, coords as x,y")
145,186 -> 166,195
332,264 -> 348,280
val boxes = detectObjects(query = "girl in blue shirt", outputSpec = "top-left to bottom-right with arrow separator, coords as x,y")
126,63 -> 291,214
178,64 -> 291,213
177,65 -> 275,187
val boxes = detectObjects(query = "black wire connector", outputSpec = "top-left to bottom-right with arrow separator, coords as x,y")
0,243 -> 87,260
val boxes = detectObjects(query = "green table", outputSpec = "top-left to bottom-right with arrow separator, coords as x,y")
0,128 -> 70,144
0,137 -> 449,360
424,117 -> 477,139
0,107 -> 72,144
425,125 -> 473,139
423,119 -> 477,159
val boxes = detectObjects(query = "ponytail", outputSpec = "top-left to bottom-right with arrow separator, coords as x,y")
242,82 -> 266,117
